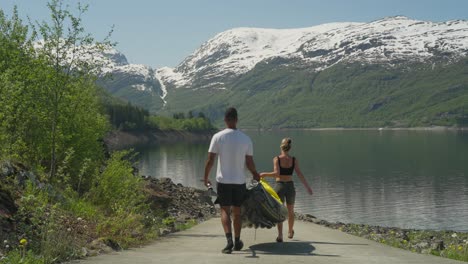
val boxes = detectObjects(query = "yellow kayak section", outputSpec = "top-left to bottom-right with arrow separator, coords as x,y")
260,179 -> 282,203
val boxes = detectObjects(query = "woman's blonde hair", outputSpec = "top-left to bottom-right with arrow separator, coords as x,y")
280,138 -> 292,152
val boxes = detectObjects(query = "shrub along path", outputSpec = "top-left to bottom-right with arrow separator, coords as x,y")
72,217 -> 462,264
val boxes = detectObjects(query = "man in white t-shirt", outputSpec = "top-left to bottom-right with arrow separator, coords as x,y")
204,107 -> 260,254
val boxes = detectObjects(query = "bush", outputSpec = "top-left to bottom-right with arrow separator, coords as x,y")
90,150 -> 145,214
96,211 -> 156,249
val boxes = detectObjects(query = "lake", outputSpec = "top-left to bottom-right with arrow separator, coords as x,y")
136,129 -> 468,232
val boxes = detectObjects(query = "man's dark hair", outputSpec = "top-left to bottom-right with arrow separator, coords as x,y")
224,107 -> 238,121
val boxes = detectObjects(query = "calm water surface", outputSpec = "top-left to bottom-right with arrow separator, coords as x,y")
137,130 -> 468,231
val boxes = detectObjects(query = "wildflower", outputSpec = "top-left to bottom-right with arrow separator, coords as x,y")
5,245 -> 9,249
19,239 -> 27,259
451,233 -> 457,238
19,239 -> 27,246
77,217 -> 83,221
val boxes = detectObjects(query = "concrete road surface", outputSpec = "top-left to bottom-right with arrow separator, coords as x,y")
73,217 -> 463,264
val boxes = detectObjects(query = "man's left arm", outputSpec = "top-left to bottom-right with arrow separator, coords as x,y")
246,155 -> 260,181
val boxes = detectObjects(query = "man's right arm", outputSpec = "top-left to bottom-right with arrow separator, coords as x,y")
246,155 -> 260,181
204,152 -> 216,187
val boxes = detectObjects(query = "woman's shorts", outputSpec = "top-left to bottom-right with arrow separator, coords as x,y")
274,181 -> 296,205
216,182 -> 247,207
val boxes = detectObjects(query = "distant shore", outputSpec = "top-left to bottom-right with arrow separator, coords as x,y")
243,126 -> 468,131
103,129 -> 214,150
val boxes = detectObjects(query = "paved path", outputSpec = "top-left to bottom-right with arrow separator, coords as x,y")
74,218 -> 463,264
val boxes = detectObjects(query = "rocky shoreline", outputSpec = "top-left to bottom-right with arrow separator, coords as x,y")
142,177 -> 217,235
296,214 -> 468,261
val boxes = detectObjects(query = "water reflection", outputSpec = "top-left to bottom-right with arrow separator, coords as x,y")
137,130 -> 468,231
137,142 -> 208,189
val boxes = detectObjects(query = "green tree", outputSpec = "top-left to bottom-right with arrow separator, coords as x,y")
187,110 -> 194,119
0,7 -> 43,163
197,112 -> 206,119
32,0 -> 112,181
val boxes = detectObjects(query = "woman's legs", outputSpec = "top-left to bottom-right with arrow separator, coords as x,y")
287,204 -> 295,238
277,221 -> 283,241
277,204 -> 295,240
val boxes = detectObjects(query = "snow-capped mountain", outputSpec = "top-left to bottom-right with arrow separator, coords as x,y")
66,16 -> 468,123
92,48 -> 167,111
158,16 -> 468,90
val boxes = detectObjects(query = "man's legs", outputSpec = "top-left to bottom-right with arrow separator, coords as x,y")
220,206 -> 232,234
232,206 -> 241,238
220,205 -> 234,253
232,206 -> 243,250
218,183 -> 245,253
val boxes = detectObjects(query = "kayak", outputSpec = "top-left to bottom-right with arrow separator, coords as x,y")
241,179 -> 288,229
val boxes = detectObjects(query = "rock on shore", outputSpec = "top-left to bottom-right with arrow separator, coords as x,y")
143,177 -> 217,233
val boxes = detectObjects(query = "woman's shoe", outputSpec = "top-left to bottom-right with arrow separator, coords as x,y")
276,237 -> 283,243
288,230 -> 294,239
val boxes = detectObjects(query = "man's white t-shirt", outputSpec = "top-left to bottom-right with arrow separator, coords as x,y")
208,128 -> 253,184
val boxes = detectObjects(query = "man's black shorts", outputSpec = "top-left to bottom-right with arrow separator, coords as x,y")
216,182 -> 247,207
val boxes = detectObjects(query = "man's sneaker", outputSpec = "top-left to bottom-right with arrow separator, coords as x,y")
234,240 -> 244,251
221,242 -> 233,254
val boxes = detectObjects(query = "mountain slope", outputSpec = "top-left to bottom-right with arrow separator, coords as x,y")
164,57 -> 468,128
93,48 -> 166,112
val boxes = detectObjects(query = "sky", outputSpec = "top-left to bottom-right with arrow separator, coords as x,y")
2,0 -> 468,68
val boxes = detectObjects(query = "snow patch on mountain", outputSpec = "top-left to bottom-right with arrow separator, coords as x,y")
154,69 -> 169,107
131,84 -> 148,92
300,16 -> 468,69
156,66 -> 190,87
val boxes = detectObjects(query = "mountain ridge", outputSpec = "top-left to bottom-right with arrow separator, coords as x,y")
157,16 -> 468,92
